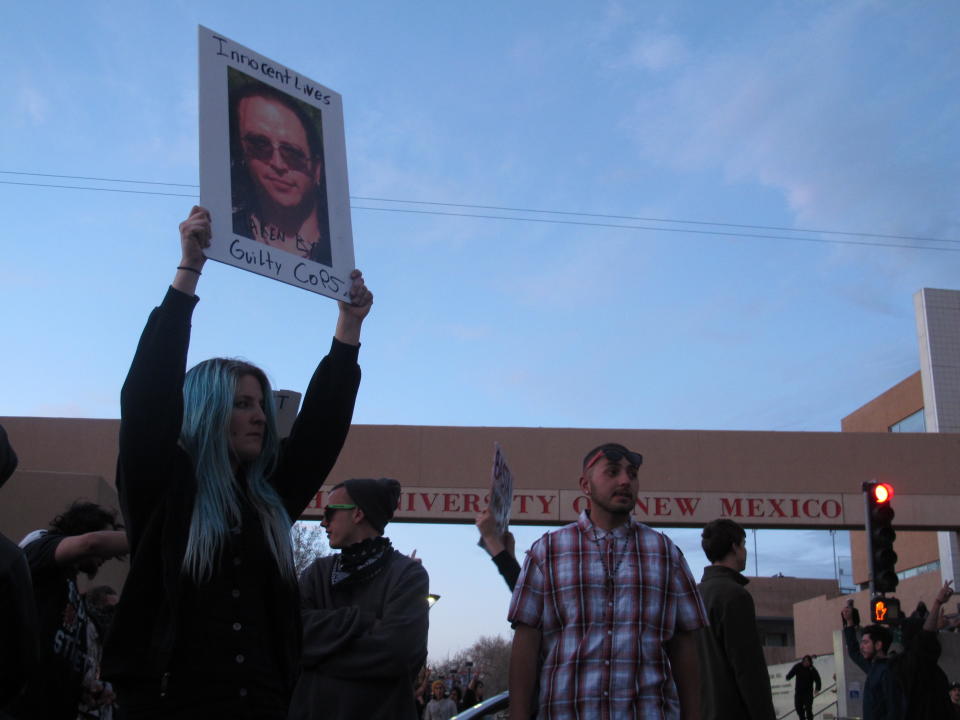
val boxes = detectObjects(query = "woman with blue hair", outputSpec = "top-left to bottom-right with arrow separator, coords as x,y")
102,206 -> 373,718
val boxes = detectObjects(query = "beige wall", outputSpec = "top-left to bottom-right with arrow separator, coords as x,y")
842,372 -> 923,432
5,416 -> 960,529
851,528 -> 940,585
839,372 -> 941,583
792,569 -> 944,657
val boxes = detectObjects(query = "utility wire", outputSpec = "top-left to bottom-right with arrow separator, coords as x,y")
351,195 -> 955,245
4,170 -> 954,245
2,172 -> 957,252
350,206 -> 960,253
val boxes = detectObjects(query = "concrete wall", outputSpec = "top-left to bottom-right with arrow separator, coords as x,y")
5,416 -> 960,529
842,372 -> 923,433
851,529 -> 939,586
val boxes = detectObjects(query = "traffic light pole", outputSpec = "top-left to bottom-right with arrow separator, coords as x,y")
863,481 -> 877,597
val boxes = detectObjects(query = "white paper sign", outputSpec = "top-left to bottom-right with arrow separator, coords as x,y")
198,26 -> 354,300
488,442 -> 514,533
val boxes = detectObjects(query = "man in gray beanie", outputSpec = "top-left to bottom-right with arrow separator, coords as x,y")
289,478 -> 429,720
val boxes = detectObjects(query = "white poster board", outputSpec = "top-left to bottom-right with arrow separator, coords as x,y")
198,26 -> 354,300
479,442 -> 515,548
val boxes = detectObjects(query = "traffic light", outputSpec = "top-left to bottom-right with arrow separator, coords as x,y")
864,481 -> 898,593
871,595 -> 900,623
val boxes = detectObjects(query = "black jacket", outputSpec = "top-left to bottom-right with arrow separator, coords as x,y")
101,287 -> 360,701
786,662 -> 821,697
290,549 -> 429,720
697,565 -> 776,720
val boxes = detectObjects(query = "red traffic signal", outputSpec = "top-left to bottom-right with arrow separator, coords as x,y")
872,483 -> 894,504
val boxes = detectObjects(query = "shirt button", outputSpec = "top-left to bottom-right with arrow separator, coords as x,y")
233,556 -> 242,567
605,660 -> 610,665
603,691 -> 609,696
607,630 -> 613,635
608,601 -> 613,606
232,589 -> 240,599
235,654 -> 245,664
239,688 -> 248,697
232,622 -> 242,631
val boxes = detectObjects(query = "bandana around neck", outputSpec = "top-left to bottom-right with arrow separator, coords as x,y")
331,536 -> 393,587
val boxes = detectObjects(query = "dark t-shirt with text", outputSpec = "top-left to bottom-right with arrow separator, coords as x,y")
6,531 -> 88,720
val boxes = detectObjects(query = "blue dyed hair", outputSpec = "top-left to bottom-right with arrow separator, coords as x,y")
180,358 -> 294,583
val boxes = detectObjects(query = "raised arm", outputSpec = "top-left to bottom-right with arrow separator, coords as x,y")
841,606 -> 869,673
334,269 -> 373,346
274,270 -> 373,518
924,580 -> 953,633
172,205 -> 210,296
118,207 -> 208,534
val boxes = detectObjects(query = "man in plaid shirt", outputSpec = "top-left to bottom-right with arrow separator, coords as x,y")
508,443 -> 707,720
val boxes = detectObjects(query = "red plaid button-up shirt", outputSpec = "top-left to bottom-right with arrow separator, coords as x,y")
508,511 -> 707,720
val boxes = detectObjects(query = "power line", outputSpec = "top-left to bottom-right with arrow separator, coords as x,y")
350,205 -> 960,253
3,173 -> 957,253
0,170 -> 198,188
0,180 -> 198,198
351,195 -> 956,246
4,169 -> 954,245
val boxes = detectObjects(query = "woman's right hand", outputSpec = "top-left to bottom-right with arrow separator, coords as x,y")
178,205 -> 211,269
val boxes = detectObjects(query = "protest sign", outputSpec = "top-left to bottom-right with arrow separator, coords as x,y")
198,26 -> 354,300
478,442 -> 515,547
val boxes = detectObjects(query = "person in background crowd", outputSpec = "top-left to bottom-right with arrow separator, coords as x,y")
785,656 -> 821,720
461,677 -> 483,710
842,613 -> 897,720
78,585 -> 119,720
475,507 -> 520,591
414,667 -> 431,719
7,502 -> 127,720
290,478 -> 429,720
843,581 -> 955,720
508,442 -> 706,720
697,518 -> 776,720
423,681 -> 457,720
893,582 -> 954,720
100,206 -> 372,718
0,425 -> 38,714
949,681 -> 960,719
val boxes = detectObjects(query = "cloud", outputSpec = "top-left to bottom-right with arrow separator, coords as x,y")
624,3 -> 960,240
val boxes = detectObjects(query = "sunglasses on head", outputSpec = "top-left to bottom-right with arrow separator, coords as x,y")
585,448 -> 643,472
322,503 -> 356,523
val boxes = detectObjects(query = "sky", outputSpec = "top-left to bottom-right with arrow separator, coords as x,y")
2,1 -> 958,661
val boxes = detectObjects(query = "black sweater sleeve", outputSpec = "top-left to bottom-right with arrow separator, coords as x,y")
118,287 -> 198,547
492,550 -> 521,592
271,338 -> 361,521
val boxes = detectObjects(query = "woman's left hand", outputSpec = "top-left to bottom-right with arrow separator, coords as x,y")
335,269 -> 373,344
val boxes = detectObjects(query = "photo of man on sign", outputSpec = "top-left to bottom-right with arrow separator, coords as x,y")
228,67 -> 332,266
